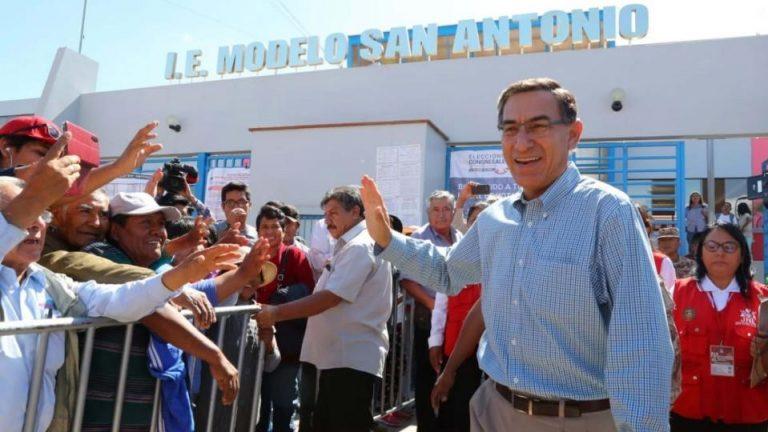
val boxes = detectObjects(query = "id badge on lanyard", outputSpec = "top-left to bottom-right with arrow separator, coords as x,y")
707,291 -> 735,377
710,345 -> 735,377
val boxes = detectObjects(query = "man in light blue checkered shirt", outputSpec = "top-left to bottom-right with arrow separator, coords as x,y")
361,78 -> 673,431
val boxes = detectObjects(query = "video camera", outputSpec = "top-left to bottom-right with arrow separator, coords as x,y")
159,158 -> 199,194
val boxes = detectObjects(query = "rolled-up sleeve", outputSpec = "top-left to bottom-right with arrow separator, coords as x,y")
379,224 -> 481,296
0,213 -> 27,261
74,274 -> 177,322
599,201 -> 673,431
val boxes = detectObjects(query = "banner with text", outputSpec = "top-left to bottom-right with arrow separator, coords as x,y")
447,147 -> 517,211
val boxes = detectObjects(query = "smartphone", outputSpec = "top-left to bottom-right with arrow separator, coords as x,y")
471,184 -> 491,195
63,121 -> 100,196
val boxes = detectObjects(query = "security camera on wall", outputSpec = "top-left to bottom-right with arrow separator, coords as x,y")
610,88 -> 625,112
167,115 -> 181,132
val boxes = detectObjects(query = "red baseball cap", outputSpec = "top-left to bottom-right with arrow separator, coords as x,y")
0,116 -> 61,145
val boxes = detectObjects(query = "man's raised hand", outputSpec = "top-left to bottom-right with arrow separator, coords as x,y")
114,121 -> 163,174
360,175 -> 392,248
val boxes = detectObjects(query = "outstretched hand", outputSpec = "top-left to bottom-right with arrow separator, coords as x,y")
115,121 -> 163,174
162,244 -> 242,290
235,237 -> 271,282
360,175 -> 392,248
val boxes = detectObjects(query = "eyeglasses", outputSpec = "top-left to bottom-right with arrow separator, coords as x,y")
40,211 -> 52,224
703,239 -> 739,254
223,199 -> 249,208
8,123 -> 61,140
498,118 -> 569,139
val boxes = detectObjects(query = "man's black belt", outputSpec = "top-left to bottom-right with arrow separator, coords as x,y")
494,382 -> 610,418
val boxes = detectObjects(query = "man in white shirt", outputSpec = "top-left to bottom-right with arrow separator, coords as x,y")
308,217 -> 336,280
255,186 -> 392,432
0,136 -> 246,432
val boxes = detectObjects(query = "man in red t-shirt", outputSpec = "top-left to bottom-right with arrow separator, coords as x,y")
255,204 -> 315,432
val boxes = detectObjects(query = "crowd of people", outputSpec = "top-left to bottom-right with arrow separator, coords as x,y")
0,76 -> 766,432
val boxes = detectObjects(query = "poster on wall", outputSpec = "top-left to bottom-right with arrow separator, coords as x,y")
204,167 -> 251,221
376,144 -> 422,227
447,148 -> 518,210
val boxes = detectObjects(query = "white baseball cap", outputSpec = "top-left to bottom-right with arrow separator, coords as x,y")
109,192 -> 182,222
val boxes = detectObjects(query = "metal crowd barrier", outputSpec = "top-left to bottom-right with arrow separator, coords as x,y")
0,304 -> 264,432
374,288 -> 417,419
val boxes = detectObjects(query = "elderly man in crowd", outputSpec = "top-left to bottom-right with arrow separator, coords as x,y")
0,135 -> 243,432
41,189 -> 247,431
256,186 -> 392,432
74,191 -> 269,431
400,190 -> 461,432
362,77 -> 672,431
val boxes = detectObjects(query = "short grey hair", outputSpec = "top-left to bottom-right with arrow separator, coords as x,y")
57,188 -> 109,214
320,185 -> 364,216
0,176 -> 25,208
426,190 -> 455,209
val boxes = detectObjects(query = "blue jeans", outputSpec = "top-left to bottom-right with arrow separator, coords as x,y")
258,362 -> 300,432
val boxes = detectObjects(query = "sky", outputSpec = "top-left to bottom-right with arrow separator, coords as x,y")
1,0 -> 766,101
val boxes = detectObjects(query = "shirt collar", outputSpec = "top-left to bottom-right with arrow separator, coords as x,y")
339,220 -> 366,244
701,276 -> 740,293
427,224 -> 457,245
511,162 -> 581,212
0,263 -> 46,289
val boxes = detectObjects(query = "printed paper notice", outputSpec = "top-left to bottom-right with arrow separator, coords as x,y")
376,144 -> 422,226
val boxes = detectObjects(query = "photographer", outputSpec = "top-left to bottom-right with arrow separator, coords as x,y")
145,159 -> 211,218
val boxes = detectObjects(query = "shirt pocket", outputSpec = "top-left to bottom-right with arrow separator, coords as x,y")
678,322 -> 708,384
733,325 -> 757,369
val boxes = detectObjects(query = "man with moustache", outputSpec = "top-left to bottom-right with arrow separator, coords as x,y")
255,186 -> 392,432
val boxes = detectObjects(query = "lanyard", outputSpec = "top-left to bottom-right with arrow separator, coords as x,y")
705,291 -> 734,345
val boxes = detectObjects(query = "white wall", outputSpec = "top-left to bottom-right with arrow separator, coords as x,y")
424,126 -> 449,200
73,36 -> 768,159
248,122 -> 436,223
36,48 -> 98,123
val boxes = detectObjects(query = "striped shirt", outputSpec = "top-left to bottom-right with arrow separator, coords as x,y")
380,163 -> 673,431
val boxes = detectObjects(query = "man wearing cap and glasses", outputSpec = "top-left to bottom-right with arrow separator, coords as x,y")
0,116 -> 163,200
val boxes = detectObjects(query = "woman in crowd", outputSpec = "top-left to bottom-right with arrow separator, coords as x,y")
670,223 -> 768,431
717,201 -> 738,225
685,192 -> 709,246
738,202 -> 754,251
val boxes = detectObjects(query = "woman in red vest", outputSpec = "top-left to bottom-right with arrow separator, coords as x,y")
671,223 -> 768,431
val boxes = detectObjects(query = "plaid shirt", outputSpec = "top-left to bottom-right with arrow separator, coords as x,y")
380,163 -> 673,431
